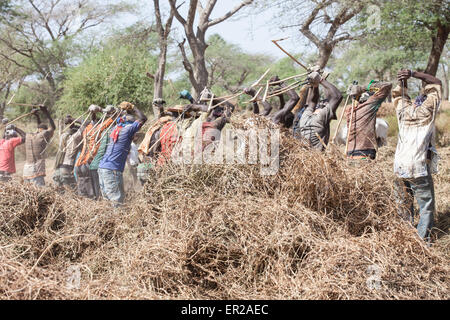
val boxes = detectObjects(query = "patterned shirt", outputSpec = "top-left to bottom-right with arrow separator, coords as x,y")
23,129 -> 54,179
346,82 -> 392,153
393,84 -> 441,179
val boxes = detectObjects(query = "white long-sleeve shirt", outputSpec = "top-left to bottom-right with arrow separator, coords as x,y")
393,84 -> 441,179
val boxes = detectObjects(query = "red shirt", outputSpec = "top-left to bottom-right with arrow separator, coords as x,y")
157,122 -> 179,167
0,137 -> 24,173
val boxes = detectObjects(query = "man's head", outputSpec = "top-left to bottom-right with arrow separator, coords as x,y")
103,105 -> 118,115
125,114 -> 135,123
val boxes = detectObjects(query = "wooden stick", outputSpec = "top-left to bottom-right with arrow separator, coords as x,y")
249,87 -> 263,103
7,112 -> 34,125
6,93 -> 16,106
262,80 -> 270,102
208,91 -> 244,110
315,132 -> 328,150
253,80 -> 305,102
251,68 -> 271,88
345,100 -> 356,156
255,72 -> 309,87
265,81 -> 304,99
272,38 -> 308,71
92,112 -> 122,148
61,111 -> 90,134
8,102 -> 43,108
331,94 -> 350,144
207,94 -> 215,113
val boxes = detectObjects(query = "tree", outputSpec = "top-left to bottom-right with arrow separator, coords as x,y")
438,42 -> 449,100
205,34 -> 272,94
272,0 -> 365,69
151,0 -> 176,117
0,42 -> 26,120
168,0 -> 254,99
369,0 -> 449,77
58,43 -> 158,115
0,0 -> 132,107
329,43 -> 428,91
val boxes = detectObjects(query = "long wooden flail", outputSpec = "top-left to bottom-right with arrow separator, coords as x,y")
345,100 -> 357,156
92,111 -> 123,148
331,94 -> 350,144
5,111 -> 34,125
254,72 -> 310,87
271,38 -> 309,71
61,111 -> 90,134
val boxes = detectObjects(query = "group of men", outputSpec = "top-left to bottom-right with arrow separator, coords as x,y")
0,67 -> 443,242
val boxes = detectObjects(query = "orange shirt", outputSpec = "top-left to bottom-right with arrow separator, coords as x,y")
75,118 -> 114,167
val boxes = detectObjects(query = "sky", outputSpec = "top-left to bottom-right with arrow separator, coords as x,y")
120,0 -> 305,60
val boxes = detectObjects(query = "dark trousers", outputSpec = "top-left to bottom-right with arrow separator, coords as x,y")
75,164 -> 95,199
394,171 -> 435,242
90,169 -> 101,200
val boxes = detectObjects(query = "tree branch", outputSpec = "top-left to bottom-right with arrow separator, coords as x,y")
208,0 -> 253,28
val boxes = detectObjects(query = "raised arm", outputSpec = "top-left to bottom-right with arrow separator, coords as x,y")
14,126 -> 26,144
40,105 -> 56,132
398,69 -> 442,86
184,104 -> 209,113
321,79 -> 343,113
243,88 -> 260,114
133,107 -> 148,126
31,108 -> 41,125
271,81 -> 300,124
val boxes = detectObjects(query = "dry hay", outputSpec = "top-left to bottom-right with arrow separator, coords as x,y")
0,116 -> 449,299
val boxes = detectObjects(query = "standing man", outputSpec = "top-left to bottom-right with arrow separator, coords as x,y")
53,115 -> 79,188
0,124 -> 26,182
298,72 -> 343,150
59,108 -> 97,190
74,105 -> 103,198
393,69 -> 442,243
98,102 -> 147,206
346,80 -> 392,160
23,106 -> 56,187
89,105 -> 120,200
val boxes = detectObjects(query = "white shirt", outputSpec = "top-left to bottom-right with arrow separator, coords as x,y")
392,84 -> 441,179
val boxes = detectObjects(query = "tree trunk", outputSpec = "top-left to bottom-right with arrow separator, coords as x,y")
317,45 -> 333,69
442,63 -> 449,100
425,23 -> 449,76
0,83 -> 11,122
190,30 -> 209,100
153,43 -> 168,117
193,52 -> 209,99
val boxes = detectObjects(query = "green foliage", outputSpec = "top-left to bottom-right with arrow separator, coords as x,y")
58,44 -> 157,116
358,0 -> 449,64
329,43 -> 428,89
205,34 -> 274,95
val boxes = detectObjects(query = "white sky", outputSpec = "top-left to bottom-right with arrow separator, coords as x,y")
120,0 -> 305,59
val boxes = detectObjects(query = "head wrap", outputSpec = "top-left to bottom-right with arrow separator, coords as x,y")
110,116 -> 134,143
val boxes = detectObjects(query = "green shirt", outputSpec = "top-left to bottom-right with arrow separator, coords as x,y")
90,127 -> 112,170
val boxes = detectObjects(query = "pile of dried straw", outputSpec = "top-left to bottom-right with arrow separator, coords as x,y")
0,115 -> 448,299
